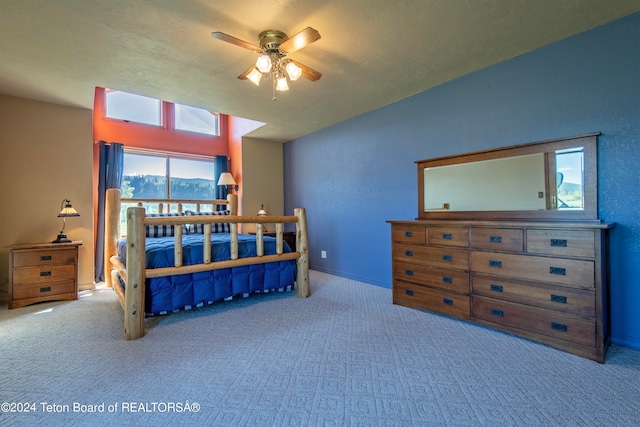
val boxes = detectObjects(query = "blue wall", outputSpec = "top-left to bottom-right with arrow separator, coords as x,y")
284,13 -> 640,350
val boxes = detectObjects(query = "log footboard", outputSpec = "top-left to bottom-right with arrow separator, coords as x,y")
104,188 -> 309,340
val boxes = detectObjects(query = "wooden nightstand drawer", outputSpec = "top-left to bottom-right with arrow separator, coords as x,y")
12,280 -> 77,300
473,296 -> 595,347
526,229 -> 595,258
394,281 -> 471,318
12,248 -> 76,268
13,264 -> 76,285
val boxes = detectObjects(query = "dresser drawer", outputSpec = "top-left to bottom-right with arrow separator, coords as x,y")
392,225 -> 426,244
12,264 -> 76,285
473,296 -> 595,347
470,251 -> 594,289
12,248 -> 76,268
12,280 -> 77,300
394,261 -> 469,293
471,228 -> 523,252
427,227 -> 469,247
395,244 -> 469,270
472,274 -> 595,318
526,229 -> 595,258
394,281 -> 471,318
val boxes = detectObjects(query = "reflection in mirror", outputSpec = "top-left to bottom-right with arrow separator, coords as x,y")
555,148 -> 584,210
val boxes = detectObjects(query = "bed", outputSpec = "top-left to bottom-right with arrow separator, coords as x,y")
104,188 -> 309,340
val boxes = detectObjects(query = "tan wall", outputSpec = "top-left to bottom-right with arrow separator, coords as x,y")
241,137 -> 284,234
0,95 -> 95,292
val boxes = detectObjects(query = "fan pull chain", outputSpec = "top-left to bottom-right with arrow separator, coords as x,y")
272,77 -> 277,101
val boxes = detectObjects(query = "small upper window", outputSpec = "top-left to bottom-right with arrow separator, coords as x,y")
105,90 -> 161,126
175,103 -> 219,136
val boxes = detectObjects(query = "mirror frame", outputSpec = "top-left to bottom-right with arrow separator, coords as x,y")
417,133 -> 599,221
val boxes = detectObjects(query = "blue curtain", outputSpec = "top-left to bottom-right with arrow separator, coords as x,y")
94,141 -> 124,282
214,156 -> 228,211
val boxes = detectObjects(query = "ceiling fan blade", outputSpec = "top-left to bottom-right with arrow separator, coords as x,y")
211,31 -> 261,52
290,60 -> 322,81
237,66 -> 257,80
279,27 -> 321,54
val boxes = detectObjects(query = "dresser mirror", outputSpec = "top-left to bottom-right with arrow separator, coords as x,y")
417,133 -> 598,220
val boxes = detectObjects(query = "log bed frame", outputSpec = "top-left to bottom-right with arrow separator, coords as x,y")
104,188 -> 309,340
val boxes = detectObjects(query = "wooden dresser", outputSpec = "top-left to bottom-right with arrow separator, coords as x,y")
7,241 -> 82,309
392,133 -> 614,362
388,221 -> 611,362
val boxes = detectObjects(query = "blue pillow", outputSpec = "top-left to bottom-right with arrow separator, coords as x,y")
185,210 -> 231,234
145,213 -> 187,237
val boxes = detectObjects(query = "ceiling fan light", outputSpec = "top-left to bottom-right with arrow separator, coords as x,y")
256,54 -> 272,73
285,62 -> 302,81
247,68 -> 262,86
276,76 -> 289,91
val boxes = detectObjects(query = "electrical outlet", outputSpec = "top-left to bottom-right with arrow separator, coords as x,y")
321,250 -> 327,259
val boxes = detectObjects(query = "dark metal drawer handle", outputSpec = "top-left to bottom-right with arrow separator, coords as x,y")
40,255 -> 52,261
442,255 -> 452,262
442,276 -> 452,284
490,284 -> 503,292
489,260 -> 502,268
40,286 -> 51,293
40,271 -> 52,277
550,294 -> 567,304
405,231 -> 413,237
442,233 -> 452,240
549,267 -> 566,276
489,235 -> 502,243
491,309 -> 504,317
551,322 -> 568,332
405,289 -> 414,296
550,239 -> 567,247
442,298 -> 453,306
405,270 -> 414,277
405,250 -> 413,257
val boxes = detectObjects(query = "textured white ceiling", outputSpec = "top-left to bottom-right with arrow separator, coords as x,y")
1,0 -> 638,142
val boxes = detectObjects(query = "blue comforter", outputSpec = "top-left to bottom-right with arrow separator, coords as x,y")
117,234 -> 296,316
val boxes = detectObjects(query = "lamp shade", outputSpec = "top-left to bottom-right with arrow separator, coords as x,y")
217,172 -> 236,186
58,200 -> 80,217
257,204 -> 267,216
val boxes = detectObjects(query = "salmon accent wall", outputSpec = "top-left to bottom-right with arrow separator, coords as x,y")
92,87 -> 229,157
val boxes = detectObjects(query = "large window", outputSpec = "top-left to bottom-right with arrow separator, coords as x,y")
105,90 -> 161,126
120,151 -> 218,233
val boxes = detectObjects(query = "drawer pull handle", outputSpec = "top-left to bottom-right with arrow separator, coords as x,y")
551,322 -> 568,332
442,276 -> 453,284
489,260 -> 502,268
550,294 -> 567,304
489,235 -> 503,243
443,298 -> 453,305
491,309 -> 504,317
549,267 -> 566,276
442,255 -> 452,262
550,239 -> 567,247
405,270 -> 414,276
405,231 -> 413,237
442,233 -> 453,240
405,250 -> 413,257
405,289 -> 414,296
40,286 -> 51,293
490,284 -> 503,292
40,255 -> 52,261
40,271 -> 52,277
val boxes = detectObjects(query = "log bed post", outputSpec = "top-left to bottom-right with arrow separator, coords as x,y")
295,208 -> 309,298
124,206 -> 146,340
105,189 -> 120,288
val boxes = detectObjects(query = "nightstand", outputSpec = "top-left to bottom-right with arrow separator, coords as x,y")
7,241 -> 82,309
249,231 -> 296,252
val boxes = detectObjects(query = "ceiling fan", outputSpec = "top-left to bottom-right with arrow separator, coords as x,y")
211,27 -> 322,99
